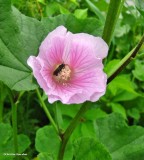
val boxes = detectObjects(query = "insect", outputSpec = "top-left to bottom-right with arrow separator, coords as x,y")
53,63 -> 65,76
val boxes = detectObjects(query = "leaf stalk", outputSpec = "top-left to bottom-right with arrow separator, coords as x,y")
102,0 -> 125,46
107,34 -> 144,83
36,89 -> 59,134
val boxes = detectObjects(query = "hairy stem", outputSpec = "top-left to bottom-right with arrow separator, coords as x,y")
58,102 -> 91,160
102,0 -> 125,46
107,34 -> 144,83
36,89 -> 59,134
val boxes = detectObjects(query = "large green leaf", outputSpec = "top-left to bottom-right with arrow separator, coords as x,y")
0,123 -> 31,160
35,126 -> 60,156
35,125 -> 73,160
73,137 -> 112,160
0,0 -> 103,91
0,0 -> 45,91
41,14 -> 103,36
96,113 -> 144,160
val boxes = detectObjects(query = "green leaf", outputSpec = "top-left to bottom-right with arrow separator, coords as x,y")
74,9 -> 88,19
71,121 -> 97,140
112,90 -> 139,102
133,60 -> 144,81
135,0 -> 144,16
38,0 -> 46,5
59,5 -> 70,14
35,125 -> 73,160
0,123 -> 30,160
127,108 -> 140,120
0,0 -> 45,91
0,123 -> 12,149
35,126 -> 60,155
107,75 -> 139,99
104,59 -> 121,74
124,97 -> 144,113
115,23 -> 130,38
17,134 -> 31,153
41,14 -> 103,36
59,103 -> 81,118
45,2 -> 59,17
110,103 -> 127,119
37,153 -> 55,160
73,137 -> 112,160
85,0 -> 105,23
96,113 -> 144,160
84,107 -> 108,120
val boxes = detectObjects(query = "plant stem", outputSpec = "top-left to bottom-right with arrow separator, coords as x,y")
36,89 -> 59,134
102,0 -> 125,46
58,102 -> 91,160
54,102 -> 62,134
107,34 -> 144,83
0,98 -> 3,123
12,102 -> 18,157
10,92 -> 25,159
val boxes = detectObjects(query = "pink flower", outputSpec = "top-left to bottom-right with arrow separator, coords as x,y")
27,26 -> 108,104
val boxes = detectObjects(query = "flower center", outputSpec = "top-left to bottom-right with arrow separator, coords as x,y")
53,63 -> 71,84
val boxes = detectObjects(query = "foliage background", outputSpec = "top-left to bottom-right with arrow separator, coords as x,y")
0,0 -> 144,159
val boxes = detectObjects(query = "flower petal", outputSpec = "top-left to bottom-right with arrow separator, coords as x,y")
69,38 -> 102,73
27,56 -> 49,92
38,26 -> 68,67
48,83 -> 82,104
66,69 -> 107,104
70,33 -> 108,59
39,26 -> 67,55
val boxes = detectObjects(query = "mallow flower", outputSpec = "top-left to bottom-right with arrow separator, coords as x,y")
27,26 -> 108,104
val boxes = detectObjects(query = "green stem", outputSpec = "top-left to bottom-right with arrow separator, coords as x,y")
36,89 -> 59,134
12,102 -> 18,156
54,102 -> 61,133
0,98 -> 3,123
17,91 -> 25,103
9,98 -> 18,158
107,34 -> 144,83
9,92 -> 25,159
102,0 -> 125,46
58,102 -> 91,160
